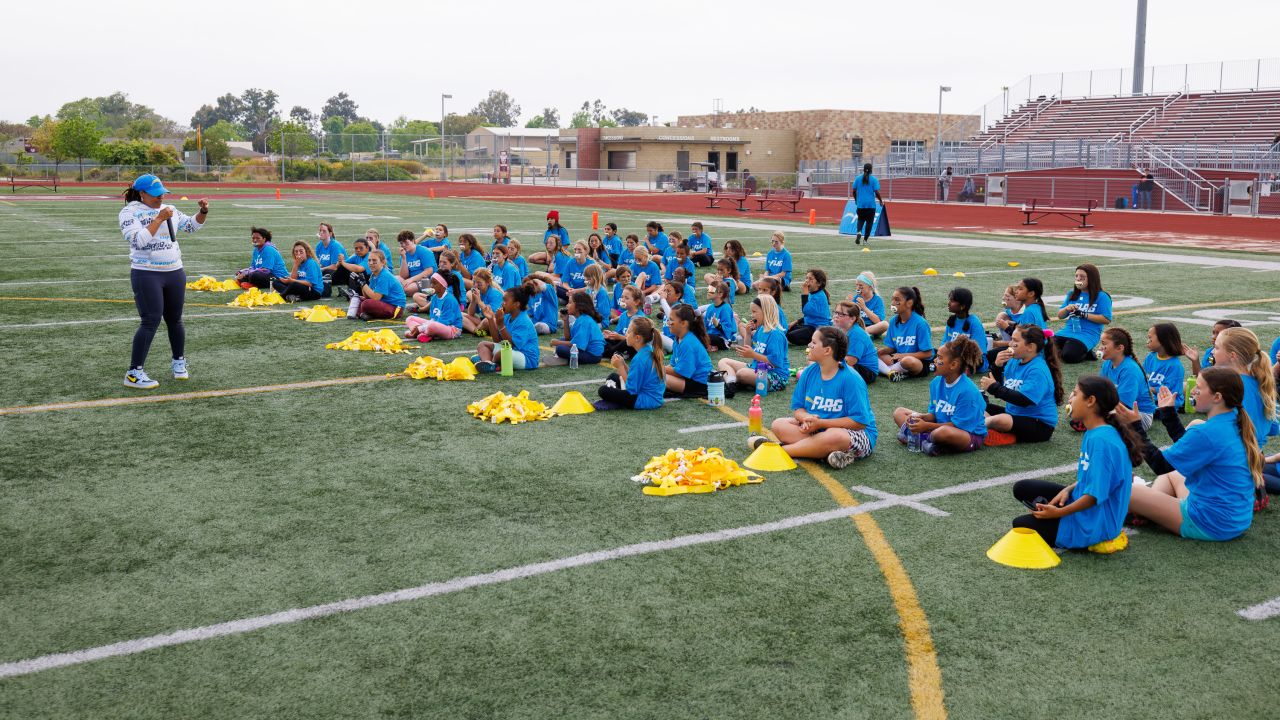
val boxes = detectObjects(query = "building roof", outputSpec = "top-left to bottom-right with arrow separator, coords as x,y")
469,127 -> 560,138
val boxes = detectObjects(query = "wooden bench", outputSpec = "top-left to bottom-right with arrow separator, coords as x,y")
1021,198 -> 1096,228
10,175 -> 59,193
704,187 -> 752,211
755,188 -> 804,212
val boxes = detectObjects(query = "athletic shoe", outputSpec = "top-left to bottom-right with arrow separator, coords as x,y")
1069,418 -> 1086,432
747,435 -> 769,452
1255,486 -> 1270,513
475,361 -> 497,374
985,429 -> 1017,446
826,449 -> 858,469
417,334 -> 432,343
592,399 -> 622,411
888,369 -> 907,383
920,436 -> 941,456
171,357 -> 189,380
404,328 -> 418,339
1124,513 -> 1149,527
854,236 -> 861,245
284,294 -> 300,303
357,313 -> 369,321
123,369 -> 159,390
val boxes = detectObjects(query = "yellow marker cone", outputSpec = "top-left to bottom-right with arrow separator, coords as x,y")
1007,261 -> 1020,267
549,390 -> 595,415
180,196 -> 189,201
986,527 -> 1060,569
923,268 -> 938,276
743,442 -> 797,472
862,247 -> 871,252
953,271 -> 966,278
752,251 -> 763,257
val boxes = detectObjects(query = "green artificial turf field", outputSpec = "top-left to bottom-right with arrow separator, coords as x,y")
2,189 -> 1278,719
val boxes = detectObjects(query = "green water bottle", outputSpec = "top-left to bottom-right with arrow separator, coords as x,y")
1183,377 -> 1196,413
500,341 -> 514,377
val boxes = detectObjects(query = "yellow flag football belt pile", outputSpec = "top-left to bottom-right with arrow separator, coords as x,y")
186,276 -> 240,292
227,288 -> 286,307
293,305 -> 346,322
402,355 -> 478,381
467,390 -> 555,424
325,329 -> 413,354
633,447 -> 763,496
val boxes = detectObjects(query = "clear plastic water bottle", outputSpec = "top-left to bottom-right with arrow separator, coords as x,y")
569,343 -> 579,369
907,431 -> 922,453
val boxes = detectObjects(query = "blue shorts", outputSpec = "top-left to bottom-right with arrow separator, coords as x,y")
1178,498 -> 1215,541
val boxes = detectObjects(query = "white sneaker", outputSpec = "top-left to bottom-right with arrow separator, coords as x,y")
827,449 -> 858,469
172,357 -> 189,380
124,369 -> 159,390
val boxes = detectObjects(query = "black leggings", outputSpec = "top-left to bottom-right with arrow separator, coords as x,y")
851,362 -> 877,385
603,338 -> 636,360
986,403 -> 1056,442
271,279 -> 323,300
1053,335 -> 1094,364
130,268 -> 186,369
597,373 -> 639,408
1012,479 -> 1066,547
691,254 -> 715,267
786,323 -> 818,346
855,207 -> 876,237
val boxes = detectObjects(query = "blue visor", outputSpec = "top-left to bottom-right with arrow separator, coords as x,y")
131,174 -> 168,197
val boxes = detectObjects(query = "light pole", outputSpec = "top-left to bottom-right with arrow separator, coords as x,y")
441,93 -> 452,180
936,85 -> 952,166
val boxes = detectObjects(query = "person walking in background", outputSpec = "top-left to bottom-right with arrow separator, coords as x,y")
1138,173 -> 1155,210
938,166 -> 953,202
851,163 -> 883,246
118,174 -> 209,389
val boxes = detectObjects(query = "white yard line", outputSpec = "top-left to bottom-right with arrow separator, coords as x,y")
848,485 -> 950,517
1237,596 -> 1280,621
677,420 -> 748,434
537,378 -> 607,388
0,462 -> 1079,680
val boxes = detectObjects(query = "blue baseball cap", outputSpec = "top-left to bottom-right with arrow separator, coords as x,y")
131,174 -> 169,197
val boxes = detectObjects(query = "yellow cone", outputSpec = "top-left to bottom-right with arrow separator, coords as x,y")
549,390 -> 595,415
751,251 -> 762,257
953,271 -> 966,278
180,196 -> 189,201
986,527 -> 1060,569
923,268 -> 938,276
1007,261 -> 1020,267
743,442 -> 797,472
861,247 -> 871,253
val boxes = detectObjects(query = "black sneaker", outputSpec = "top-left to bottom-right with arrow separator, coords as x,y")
854,236 -> 861,245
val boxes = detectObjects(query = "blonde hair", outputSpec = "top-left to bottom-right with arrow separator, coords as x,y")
365,228 -> 381,241
771,230 -> 786,244
572,240 -> 589,254
1219,327 -> 1277,421
855,270 -> 878,294
634,246 -> 650,261
472,267 -> 494,288
667,230 -> 684,244
584,263 -> 605,292
507,238 -> 522,253
754,294 -> 783,332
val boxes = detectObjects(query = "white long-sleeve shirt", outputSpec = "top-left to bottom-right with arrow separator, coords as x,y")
118,200 -> 203,271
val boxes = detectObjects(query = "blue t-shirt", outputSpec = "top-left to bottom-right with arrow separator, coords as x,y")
614,309 -> 643,335
856,293 -> 886,328
687,232 -> 713,260
681,282 -> 697,306
493,261 -> 521,291
617,248 -> 635,268
1012,302 -> 1048,329
529,285 -> 560,331
550,251 -> 573,280
1241,374 -> 1280,445
314,239 -> 346,268
477,285 -> 503,311
801,292 -> 833,327
590,287 -> 613,321
845,323 -> 880,372
458,249 -> 486,276
543,227 -> 570,246
885,313 -> 934,355
1270,336 -> 1280,366
504,311 -> 540,369
648,231 -> 670,253
765,248 -> 793,286
512,255 -> 530,281
569,313 -> 605,356
421,236 -> 452,251
564,257 -> 595,289
403,245 -> 436,277
664,257 -> 695,282
602,234 -> 624,258
296,258 -> 324,294
704,301 -> 737,343
367,267 -> 406,308
943,314 -> 990,373
751,326 -> 789,376
348,252 -> 371,272
488,236 -> 510,257
1056,424 -> 1132,548
252,243 -> 288,278
375,241 -> 394,262
1058,291 -> 1113,349
791,363 -> 877,447
928,375 -> 987,436
1143,353 -> 1186,408
670,334 -> 712,384
736,257 -> 753,287
853,174 -> 880,209
1001,355 -> 1058,427
626,345 -> 665,410
630,260 -> 662,289
429,290 -> 463,329
1164,409 -> 1255,540
1202,346 -> 1217,368
1101,356 -> 1154,414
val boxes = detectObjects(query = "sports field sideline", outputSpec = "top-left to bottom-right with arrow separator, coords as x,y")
2,187 -> 1278,719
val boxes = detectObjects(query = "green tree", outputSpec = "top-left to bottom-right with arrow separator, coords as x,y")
0,121 -> 32,142
57,92 -> 180,135
343,121 -> 379,153
387,117 -> 439,153
204,137 -> 231,166
52,116 -> 104,180
470,89 -> 521,127
610,108 -> 649,127
146,143 -> 181,167
124,119 -> 155,140
27,115 -> 47,128
191,93 -> 245,131
97,140 -> 151,166
526,107 -> 560,128
240,88 -> 280,152
289,106 -> 318,132
442,113 -> 485,136
267,120 -> 318,157
321,92 -> 360,125
580,99 -> 609,125
204,120 -> 244,142
569,110 -> 592,128
29,119 -> 67,171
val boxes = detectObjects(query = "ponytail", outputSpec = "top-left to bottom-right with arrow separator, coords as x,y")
1077,374 -> 1145,466
1218,327 -> 1277,421
946,287 -> 974,331
1200,367 -> 1267,487
896,286 -> 926,318
672,304 -> 711,350
123,186 -> 142,203
1238,411 -> 1266,488
1021,277 -> 1048,321
630,316 -> 665,379
1018,323 -> 1065,404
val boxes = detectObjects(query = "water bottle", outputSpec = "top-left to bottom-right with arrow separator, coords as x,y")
907,430 -> 922,453
1183,377 -> 1196,413
748,395 -> 763,435
569,343 -> 579,369
755,363 -> 771,397
499,341 -> 514,377
707,371 -> 725,407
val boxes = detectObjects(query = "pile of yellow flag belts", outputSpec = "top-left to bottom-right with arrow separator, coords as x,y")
293,305 -> 346,322
325,328 -> 412,354
402,355 -> 477,381
186,276 -> 241,292
467,390 -> 555,424
227,288 -> 286,307
633,447 -> 763,496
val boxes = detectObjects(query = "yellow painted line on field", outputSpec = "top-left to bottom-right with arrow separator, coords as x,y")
0,294 -> 277,310
714,403 -> 947,719
0,374 -> 398,417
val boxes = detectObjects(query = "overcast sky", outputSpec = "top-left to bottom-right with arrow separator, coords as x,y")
6,0 -> 1280,129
